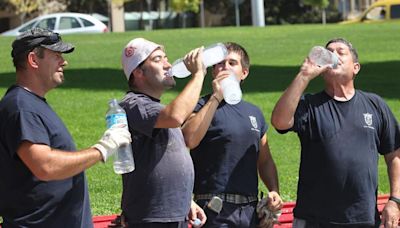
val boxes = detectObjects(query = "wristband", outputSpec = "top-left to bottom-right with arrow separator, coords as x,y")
389,196 -> 400,204
212,95 -> 221,104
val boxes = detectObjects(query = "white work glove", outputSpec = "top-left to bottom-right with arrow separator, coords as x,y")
92,124 -> 132,162
256,197 -> 282,228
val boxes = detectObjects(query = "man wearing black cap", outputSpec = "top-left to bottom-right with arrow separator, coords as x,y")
0,28 -> 132,227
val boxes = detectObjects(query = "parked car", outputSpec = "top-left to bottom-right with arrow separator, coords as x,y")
340,0 -> 400,24
2,12 -> 108,36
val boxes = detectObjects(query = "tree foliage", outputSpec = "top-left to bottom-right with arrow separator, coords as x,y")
5,0 -> 67,22
170,0 -> 201,13
302,0 -> 329,9
67,0 -> 135,15
67,0 -> 108,14
200,0 -> 339,26
38,0 -> 66,14
7,0 -> 39,21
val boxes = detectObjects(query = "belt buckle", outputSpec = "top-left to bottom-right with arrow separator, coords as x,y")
207,196 -> 223,214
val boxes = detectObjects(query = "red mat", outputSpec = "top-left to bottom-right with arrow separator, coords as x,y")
92,194 -> 392,228
0,195 -> 391,227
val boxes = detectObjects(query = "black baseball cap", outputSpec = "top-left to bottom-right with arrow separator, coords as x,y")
11,27 -> 74,58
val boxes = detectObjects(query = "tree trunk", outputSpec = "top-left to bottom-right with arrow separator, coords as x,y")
181,12 -> 187,28
322,8 -> 326,24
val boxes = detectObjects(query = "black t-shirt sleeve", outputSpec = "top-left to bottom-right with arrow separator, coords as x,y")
5,111 -> 50,158
376,97 -> 400,154
259,108 -> 268,137
275,95 -> 309,134
293,95 -> 312,133
124,95 -> 163,138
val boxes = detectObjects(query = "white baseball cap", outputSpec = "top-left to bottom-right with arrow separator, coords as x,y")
121,38 -> 161,80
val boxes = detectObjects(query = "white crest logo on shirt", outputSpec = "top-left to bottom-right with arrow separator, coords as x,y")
363,113 -> 374,129
249,116 -> 258,129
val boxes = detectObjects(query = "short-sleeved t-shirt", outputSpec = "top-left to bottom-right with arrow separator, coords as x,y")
120,92 -> 194,223
191,95 -> 267,196
0,86 -> 93,227
280,90 -> 400,225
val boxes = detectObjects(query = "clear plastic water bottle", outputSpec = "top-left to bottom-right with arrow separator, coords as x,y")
169,43 -> 228,78
308,46 -> 338,68
220,70 -> 242,105
106,99 -> 135,174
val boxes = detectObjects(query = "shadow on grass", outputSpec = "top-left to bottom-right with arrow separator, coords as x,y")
0,61 -> 399,99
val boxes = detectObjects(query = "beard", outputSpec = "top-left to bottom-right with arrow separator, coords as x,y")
163,76 -> 176,89
141,65 -> 176,90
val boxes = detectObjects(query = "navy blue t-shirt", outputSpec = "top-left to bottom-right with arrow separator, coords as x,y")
0,86 -> 93,228
120,92 -> 194,223
191,95 -> 267,196
280,90 -> 400,225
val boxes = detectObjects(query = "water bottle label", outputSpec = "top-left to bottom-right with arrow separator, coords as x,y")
106,113 -> 127,128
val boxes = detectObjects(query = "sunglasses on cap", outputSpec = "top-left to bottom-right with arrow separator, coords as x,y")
38,33 -> 61,45
25,31 -> 62,47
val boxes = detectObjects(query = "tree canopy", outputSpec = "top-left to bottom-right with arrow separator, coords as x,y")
303,0 -> 329,8
170,0 -> 202,13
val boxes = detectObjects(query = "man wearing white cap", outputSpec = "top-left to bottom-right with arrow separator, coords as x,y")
119,38 -> 207,228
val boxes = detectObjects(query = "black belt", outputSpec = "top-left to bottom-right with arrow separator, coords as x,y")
194,193 -> 258,204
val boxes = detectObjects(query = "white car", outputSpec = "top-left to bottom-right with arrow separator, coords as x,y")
2,12 -> 108,36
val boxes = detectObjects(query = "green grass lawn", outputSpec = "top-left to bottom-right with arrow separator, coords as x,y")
0,22 -> 399,216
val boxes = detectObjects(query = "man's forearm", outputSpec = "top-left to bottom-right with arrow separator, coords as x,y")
387,148 -> 400,198
271,73 -> 310,130
157,72 -> 205,128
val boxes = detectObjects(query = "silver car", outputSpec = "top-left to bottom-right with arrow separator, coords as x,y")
2,12 -> 108,36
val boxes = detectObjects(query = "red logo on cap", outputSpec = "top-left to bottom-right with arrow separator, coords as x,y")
125,46 -> 135,57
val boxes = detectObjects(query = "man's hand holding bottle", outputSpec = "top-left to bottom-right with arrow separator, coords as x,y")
93,124 -> 132,162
